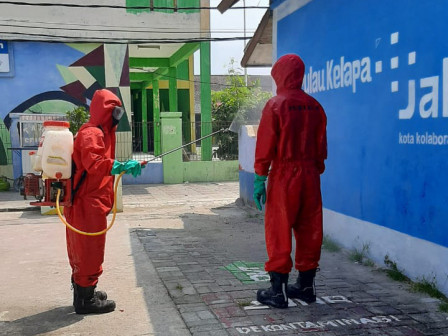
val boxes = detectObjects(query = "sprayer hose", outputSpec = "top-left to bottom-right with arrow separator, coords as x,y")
56,171 -> 125,236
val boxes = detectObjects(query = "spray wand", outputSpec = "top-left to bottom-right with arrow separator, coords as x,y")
56,127 -> 230,236
143,127 -> 229,163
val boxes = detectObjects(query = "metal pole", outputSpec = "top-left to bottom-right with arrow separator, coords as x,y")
243,0 -> 248,86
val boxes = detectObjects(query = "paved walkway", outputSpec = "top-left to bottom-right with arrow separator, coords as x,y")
1,182 -> 448,335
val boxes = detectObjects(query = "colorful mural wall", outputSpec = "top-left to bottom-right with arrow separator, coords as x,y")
0,41 -> 131,177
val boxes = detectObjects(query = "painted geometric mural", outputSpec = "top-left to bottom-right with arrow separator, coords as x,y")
0,42 -> 132,167
57,43 -> 131,132
3,43 -> 131,131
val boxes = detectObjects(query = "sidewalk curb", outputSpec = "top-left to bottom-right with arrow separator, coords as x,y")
0,207 -> 39,212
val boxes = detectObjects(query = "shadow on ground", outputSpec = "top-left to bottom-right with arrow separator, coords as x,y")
0,306 -> 82,336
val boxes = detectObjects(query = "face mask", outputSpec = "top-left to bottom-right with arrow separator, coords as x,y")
112,106 -> 124,127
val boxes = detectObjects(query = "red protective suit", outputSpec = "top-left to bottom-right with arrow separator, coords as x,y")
64,89 -> 122,287
254,54 -> 327,274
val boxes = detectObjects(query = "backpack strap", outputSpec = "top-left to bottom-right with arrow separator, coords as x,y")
71,125 -> 104,202
71,163 -> 87,202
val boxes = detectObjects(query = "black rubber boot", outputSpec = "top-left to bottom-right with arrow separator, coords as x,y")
287,268 -> 317,303
256,272 -> 289,309
73,283 -> 116,314
71,277 -> 107,306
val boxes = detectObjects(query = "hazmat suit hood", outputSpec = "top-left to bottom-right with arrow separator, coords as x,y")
271,54 -> 305,94
83,89 -> 122,133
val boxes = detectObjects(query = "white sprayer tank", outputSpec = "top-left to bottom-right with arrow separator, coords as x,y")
41,120 -> 73,179
33,131 -> 45,172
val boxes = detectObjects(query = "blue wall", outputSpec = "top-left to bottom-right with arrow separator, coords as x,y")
277,0 -> 448,247
122,162 -> 163,184
239,170 -> 257,208
0,42 -> 83,121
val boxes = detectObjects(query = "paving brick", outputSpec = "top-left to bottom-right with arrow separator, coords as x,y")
178,303 -> 210,313
364,304 -> 403,315
190,323 -> 228,333
183,312 -> 203,323
228,290 -> 255,300
187,318 -> 221,328
192,330 -> 230,336
198,310 -> 217,320
157,266 -> 182,272
196,285 -> 214,294
174,295 -> 204,305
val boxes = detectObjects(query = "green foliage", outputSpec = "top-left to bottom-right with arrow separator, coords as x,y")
364,259 -> 376,267
411,276 -> 445,300
322,235 -> 341,252
349,242 -> 371,264
66,106 -> 89,135
0,176 -> 10,191
384,255 -> 410,282
383,256 -> 448,312
211,59 -> 272,160
411,276 -> 448,312
439,301 -> 448,313
237,300 -> 252,307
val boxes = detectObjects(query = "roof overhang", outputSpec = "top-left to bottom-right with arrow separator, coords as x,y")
217,0 -> 240,13
129,42 -> 200,88
241,9 -> 272,68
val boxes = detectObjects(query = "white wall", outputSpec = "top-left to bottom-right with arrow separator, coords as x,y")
324,209 -> 448,296
0,1 -> 201,43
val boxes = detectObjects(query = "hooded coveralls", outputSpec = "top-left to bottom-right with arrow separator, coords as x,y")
64,89 -> 121,287
254,54 -> 327,274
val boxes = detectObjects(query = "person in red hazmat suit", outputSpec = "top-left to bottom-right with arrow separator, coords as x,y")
253,54 -> 327,308
64,89 -> 143,314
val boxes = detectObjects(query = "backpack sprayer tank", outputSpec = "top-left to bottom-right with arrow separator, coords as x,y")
22,120 -> 73,207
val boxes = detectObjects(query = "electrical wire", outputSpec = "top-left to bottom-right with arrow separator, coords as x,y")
0,1 -> 268,10
0,21 -> 255,35
0,31 -> 252,44
0,2 -> 265,42
0,18 -> 257,32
